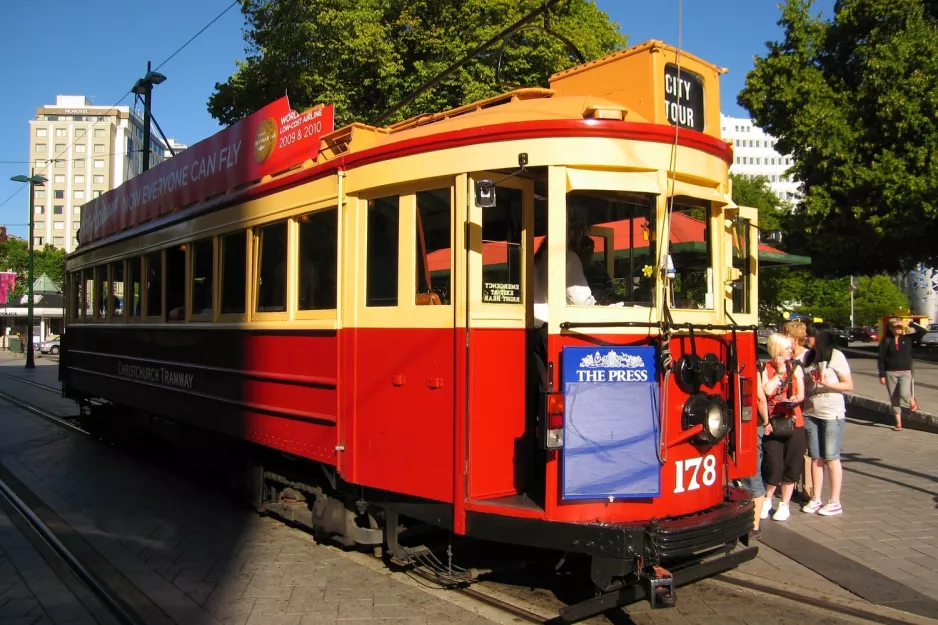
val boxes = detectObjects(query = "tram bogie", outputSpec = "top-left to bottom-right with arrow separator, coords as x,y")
60,40 -> 761,618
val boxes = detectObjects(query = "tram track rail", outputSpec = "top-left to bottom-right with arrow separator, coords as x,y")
0,371 -> 933,624
0,468 -> 143,624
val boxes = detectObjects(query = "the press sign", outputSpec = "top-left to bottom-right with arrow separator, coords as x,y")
561,345 -> 660,500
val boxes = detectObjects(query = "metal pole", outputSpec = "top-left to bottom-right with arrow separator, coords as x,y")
850,275 -> 855,328
142,61 -> 152,173
25,169 -> 35,369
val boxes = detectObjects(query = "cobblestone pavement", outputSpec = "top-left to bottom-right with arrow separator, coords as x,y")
0,507 -> 97,625
0,356 -> 934,624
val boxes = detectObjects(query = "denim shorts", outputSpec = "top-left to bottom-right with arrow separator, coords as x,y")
736,425 -> 765,497
803,415 -> 845,461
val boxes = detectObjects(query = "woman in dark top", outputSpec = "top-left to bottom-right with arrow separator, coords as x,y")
878,319 -> 927,430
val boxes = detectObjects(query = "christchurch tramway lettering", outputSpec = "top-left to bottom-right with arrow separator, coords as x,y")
117,361 -> 194,390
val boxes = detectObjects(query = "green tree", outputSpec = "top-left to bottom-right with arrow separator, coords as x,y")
738,0 -> 938,275
208,0 -> 627,127
0,240 -> 65,303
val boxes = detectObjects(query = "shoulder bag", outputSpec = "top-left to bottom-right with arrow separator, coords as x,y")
769,363 -> 798,439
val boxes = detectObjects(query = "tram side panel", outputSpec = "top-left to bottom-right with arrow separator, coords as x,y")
62,326 -> 340,464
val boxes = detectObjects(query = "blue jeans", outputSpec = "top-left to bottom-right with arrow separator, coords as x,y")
737,425 -> 765,497
803,416 -> 844,461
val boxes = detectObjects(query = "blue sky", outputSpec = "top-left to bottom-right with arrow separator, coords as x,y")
0,0 -> 834,239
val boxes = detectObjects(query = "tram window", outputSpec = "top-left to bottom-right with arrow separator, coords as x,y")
165,245 -> 186,321
129,258 -> 142,317
671,199 -> 714,310
109,261 -> 124,318
732,218 -> 751,314
415,189 -> 451,305
564,191 -> 656,306
366,196 -> 399,307
481,187 -> 522,304
95,265 -> 107,319
190,238 -> 214,317
146,252 -> 162,317
298,209 -> 337,311
255,221 -> 287,313
220,232 -> 246,315
83,269 -> 93,320
70,274 -> 81,322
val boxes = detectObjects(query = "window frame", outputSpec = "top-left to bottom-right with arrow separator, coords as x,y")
188,237 -> 216,322
108,260 -> 125,321
127,256 -> 144,322
218,230 -> 250,323
143,250 -> 165,322
294,204 -> 340,323
251,219 -> 290,322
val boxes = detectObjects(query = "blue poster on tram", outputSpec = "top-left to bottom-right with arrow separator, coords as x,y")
561,345 -> 660,500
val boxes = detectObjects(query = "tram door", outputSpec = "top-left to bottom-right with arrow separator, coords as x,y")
464,173 -> 537,505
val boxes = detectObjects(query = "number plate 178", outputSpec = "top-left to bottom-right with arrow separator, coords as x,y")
674,454 -> 717,493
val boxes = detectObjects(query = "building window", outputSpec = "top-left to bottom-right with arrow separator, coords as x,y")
366,196 -> 400,307
34,190 -> 45,200
53,205 -> 63,215
54,143 -> 65,153
36,128 -> 47,137
74,175 -> 85,184
72,221 -> 80,230
75,128 -> 86,138
55,160 -> 64,168
35,206 -> 45,215
415,189 -> 452,305
53,222 -> 64,231
73,190 -> 85,200
297,209 -> 338,311
74,159 -> 85,169
73,205 -> 82,215
54,190 -> 64,199
75,144 -> 86,153
190,239 -> 214,318
220,232 -> 246,315
55,128 -> 66,137
92,191 -> 102,199
93,175 -> 104,184
35,221 -> 44,231
35,143 -> 47,153
53,174 -> 65,183
93,159 -> 104,169
34,237 -> 43,246
94,128 -> 106,138
255,221 -> 287,313
166,245 -> 186,320
93,144 -> 105,154
35,160 -> 46,169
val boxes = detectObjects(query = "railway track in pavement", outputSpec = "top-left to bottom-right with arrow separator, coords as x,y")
0,368 -> 933,625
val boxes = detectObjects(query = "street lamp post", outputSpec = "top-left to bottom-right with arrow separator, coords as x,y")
132,62 -> 167,173
10,171 -> 48,369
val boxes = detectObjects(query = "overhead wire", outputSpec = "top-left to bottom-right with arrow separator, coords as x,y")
0,0 -> 240,214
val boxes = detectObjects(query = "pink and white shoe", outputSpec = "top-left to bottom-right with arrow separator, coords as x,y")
818,501 -> 843,516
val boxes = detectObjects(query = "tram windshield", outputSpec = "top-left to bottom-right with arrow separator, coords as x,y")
563,191 -> 656,308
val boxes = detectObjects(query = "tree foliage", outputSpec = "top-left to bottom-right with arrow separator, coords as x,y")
0,240 -> 65,303
208,0 -> 627,127
738,0 -> 938,275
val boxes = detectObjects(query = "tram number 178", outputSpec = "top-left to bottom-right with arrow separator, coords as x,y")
673,455 -> 717,493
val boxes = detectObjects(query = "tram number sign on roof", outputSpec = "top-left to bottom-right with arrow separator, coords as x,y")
664,64 -> 704,133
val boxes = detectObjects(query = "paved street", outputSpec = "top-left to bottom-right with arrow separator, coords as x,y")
0,353 -> 936,624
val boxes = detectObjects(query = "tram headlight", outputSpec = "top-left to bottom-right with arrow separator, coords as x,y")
681,392 -> 730,445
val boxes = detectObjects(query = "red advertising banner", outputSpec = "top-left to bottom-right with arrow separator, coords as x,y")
0,272 -> 14,304
79,97 -> 335,245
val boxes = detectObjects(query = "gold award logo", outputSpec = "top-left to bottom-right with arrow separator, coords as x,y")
254,117 -> 277,163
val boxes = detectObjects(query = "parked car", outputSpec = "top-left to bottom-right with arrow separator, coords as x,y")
848,326 -> 878,342
919,324 -> 938,348
37,336 -> 60,356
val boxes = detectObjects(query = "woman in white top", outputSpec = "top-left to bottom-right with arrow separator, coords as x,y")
801,326 -> 853,517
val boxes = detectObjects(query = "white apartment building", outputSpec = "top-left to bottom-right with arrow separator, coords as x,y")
164,138 -> 188,158
27,95 -> 169,253
721,114 -> 802,202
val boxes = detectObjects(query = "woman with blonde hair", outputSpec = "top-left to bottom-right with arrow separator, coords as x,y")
760,333 -> 806,522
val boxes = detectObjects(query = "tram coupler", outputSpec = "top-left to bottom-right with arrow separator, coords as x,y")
646,565 -> 676,609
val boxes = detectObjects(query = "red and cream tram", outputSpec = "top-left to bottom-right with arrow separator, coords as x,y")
61,40 -> 760,619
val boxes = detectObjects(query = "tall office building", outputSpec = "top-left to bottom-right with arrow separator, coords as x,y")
27,95 -> 169,253
720,114 -> 802,202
